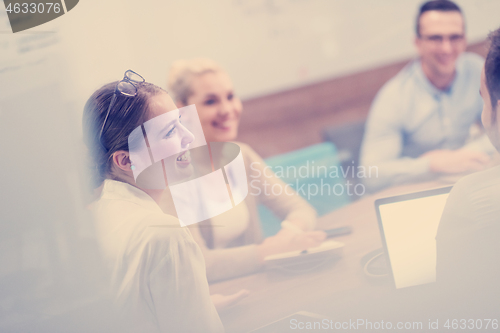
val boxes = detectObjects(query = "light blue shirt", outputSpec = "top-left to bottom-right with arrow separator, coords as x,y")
360,52 -> 494,192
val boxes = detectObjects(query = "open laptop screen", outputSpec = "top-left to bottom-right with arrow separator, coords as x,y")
375,186 -> 452,289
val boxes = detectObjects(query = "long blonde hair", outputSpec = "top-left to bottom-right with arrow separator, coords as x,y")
167,58 -> 222,105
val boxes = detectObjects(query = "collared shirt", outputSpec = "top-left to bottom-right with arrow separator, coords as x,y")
360,52 -> 494,192
91,179 -> 224,333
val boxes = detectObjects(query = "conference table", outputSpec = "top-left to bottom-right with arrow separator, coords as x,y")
209,178 -> 457,333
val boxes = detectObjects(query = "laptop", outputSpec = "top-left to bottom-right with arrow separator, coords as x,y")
374,186 -> 453,289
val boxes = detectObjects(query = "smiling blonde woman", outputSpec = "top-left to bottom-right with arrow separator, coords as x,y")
168,59 -> 326,282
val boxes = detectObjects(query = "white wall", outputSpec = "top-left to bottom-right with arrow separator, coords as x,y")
55,0 -> 500,103
2,1 -> 500,103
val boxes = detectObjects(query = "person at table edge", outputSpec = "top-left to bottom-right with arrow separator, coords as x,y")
435,26 -> 500,313
360,0 -> 495,192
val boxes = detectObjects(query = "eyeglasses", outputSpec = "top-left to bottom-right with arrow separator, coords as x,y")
99,69 -> 145,149
419,34 -> 465,45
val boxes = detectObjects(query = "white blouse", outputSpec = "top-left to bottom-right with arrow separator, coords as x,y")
91,179 -> 223,333
211,201 -> 250,249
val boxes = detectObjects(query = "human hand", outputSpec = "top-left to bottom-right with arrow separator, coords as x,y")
257,227 -> 327,261
211,289 -> 250,311
283,219 -> 311,231
422,149 -> 490,174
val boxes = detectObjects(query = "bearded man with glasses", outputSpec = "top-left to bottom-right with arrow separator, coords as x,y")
360,0 -> 495,192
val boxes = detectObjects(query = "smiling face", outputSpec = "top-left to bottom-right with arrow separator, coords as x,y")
480,68 -> 500,151
415,10 -> 466,84
136,93 -> 195,186
184,71 -> 242,142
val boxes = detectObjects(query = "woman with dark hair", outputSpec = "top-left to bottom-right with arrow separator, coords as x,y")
83,70 -> 223,332
436,28 -> 500,311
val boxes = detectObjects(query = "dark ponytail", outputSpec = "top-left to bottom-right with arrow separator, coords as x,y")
82,80 -> 165,188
